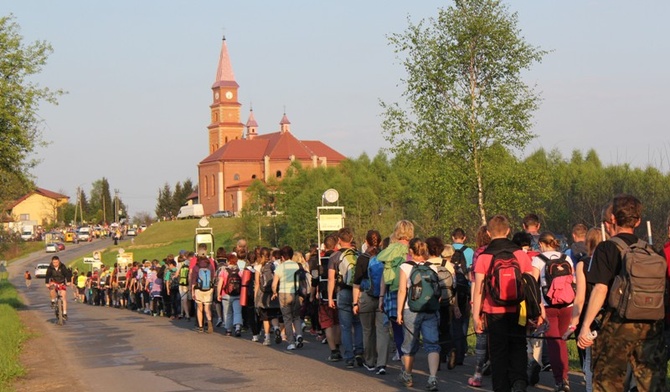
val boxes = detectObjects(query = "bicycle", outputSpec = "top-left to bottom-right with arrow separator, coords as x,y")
49,282 -> 67,325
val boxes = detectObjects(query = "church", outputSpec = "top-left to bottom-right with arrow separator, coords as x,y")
197,38 -> 346,215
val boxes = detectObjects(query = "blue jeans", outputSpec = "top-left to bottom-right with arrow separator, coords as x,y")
337,288 -> 363,361
401,309 -> 440,356
222,294 -> 242,331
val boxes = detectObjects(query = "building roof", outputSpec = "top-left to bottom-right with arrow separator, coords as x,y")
200,130 -> 346,164
212,37 -> 239,89
246,110 -> 258,127
7,187 -> 69,210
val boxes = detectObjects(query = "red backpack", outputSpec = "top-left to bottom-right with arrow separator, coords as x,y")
484,249 -> 525,306
538,254 -> 575,306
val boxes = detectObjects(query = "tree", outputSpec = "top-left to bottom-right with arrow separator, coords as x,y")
89,178 -> 113,223
381,0 -> 546,224
0,15 -> 63,204
155,183 -> 173,219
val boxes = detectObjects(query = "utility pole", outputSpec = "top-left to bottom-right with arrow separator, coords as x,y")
73,186 -> 79,226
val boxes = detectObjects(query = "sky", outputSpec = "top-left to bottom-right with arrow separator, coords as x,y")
2,1 -> 669,216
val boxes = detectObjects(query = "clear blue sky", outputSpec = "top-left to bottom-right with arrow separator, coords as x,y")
2,1 -> 669,216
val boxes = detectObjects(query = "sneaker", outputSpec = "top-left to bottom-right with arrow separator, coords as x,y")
467,375 -> 482,387
215,319 -> 223,328
392,352 -> 401,361
398,370 -> 413,387
425,376 -> 438,391
251,335 -> 259,342
62,314 -> 68,321
512,380 -> 528,392
327,352 -> 343,362
195,326 -> 204,333
234,328 -> 241,337
355,355 -> 364,367
274,328 -> 282,344
286,343 -> 296,351
226,331 -> 232,336
541,362 -> 552,372
319,335 -> 328,344
296,335 -> 304,349
207,323 -> 214,334
301,322 -> 307,332
345,360 -> 355,369
554,380 -> 570,392
50,301 -> 55,309
263,337 -> 272,346
375,366 -> 387,375
447,348 -> 457,370
363,362 -> 376,372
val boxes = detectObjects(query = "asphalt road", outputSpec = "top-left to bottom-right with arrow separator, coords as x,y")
7,242 -> 585,392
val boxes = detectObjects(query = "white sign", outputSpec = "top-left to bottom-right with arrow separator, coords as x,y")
318,214 -> 343,231
83,257 -> 96,264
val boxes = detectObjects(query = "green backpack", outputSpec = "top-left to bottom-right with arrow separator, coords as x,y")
336,248 -> 359,287
407,262 -> 441,313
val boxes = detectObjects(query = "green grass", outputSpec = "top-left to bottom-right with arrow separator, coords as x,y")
0,282 -> 27,391
69,218 -> 240,271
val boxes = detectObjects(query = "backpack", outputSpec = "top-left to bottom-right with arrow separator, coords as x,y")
366,255 -> 384,297
224,267 -> 242,296
294,264 -> 310,299
453,262 -> 471,308
608,237 -> 667,321
178,265 -> 189,286
260,262 -> 275,294
451,245 -> 469,271
336,248 -> 359,287
197,268 -> 212,291
407,262 -> 441,313
383,255 -> 407,292
521,273 -> 542,323
538,254 -> 576,306
437,260 -> 455,307
485,249 -> 525,306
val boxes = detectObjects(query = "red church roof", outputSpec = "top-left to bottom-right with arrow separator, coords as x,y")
200,130 -> 346,164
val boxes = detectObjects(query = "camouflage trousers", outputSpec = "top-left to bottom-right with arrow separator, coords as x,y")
591,315 -> 666,392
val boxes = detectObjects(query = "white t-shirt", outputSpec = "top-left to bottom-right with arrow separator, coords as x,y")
531,251 -> 574,307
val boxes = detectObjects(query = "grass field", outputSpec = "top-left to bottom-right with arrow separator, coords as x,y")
0,282 -> 27,392
69,218 -> 240,271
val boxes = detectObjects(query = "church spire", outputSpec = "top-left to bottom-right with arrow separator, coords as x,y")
213,36 -> 239,88
246,107 -> 258,140
280,112 -> 291,134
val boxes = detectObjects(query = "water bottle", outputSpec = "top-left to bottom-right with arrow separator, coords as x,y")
585,330 -> 598,341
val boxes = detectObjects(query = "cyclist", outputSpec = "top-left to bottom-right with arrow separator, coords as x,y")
45,256 -> 72,320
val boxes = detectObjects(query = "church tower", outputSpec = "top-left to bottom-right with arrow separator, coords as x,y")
208,37 -> 244,154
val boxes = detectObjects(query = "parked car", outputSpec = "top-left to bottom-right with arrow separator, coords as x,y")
211,210 -> 234,218
127,228 -> 137,236
34,263 -> 50,278
55,242 -> 65,251
77,227 -> 91,241
45,243 -> 58,253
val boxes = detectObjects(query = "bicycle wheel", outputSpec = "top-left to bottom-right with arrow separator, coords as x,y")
56,298 -> 64,325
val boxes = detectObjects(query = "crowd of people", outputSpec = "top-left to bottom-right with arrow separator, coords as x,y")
46,193 -> 669,392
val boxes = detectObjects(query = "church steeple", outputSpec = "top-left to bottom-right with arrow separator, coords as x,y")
208,36 -> 244,153
246,108 -> 258,140
280,112 -> 291,134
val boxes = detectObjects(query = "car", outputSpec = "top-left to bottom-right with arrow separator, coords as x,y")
127,228 -> 137,236
35,263 -> 50,278
210,210 -> 234,218
139,224 -> 147,231
55,242 -> 65,251
77,227 -> 91,241
45,243 -> 58,253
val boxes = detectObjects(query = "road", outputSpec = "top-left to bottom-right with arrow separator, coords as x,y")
7,241 -> 584,392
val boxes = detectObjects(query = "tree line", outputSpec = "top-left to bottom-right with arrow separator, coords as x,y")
238,146 -> 670,251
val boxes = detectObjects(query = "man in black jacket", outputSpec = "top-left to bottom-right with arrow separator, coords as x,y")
45,256 -> 73,319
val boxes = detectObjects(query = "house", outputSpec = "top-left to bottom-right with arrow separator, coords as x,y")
197,37 -> 346,215
2,187 -> 69,231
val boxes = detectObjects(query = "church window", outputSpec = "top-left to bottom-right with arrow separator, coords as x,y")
211,175 -> 216,195
204,176 -> 208,197
276,170 -> 282,178
251,174 -> 256,179
234,173 -> 240,181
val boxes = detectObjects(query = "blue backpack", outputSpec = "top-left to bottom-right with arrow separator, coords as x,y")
364,255 -> 384,297
197,268 -> 212,291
